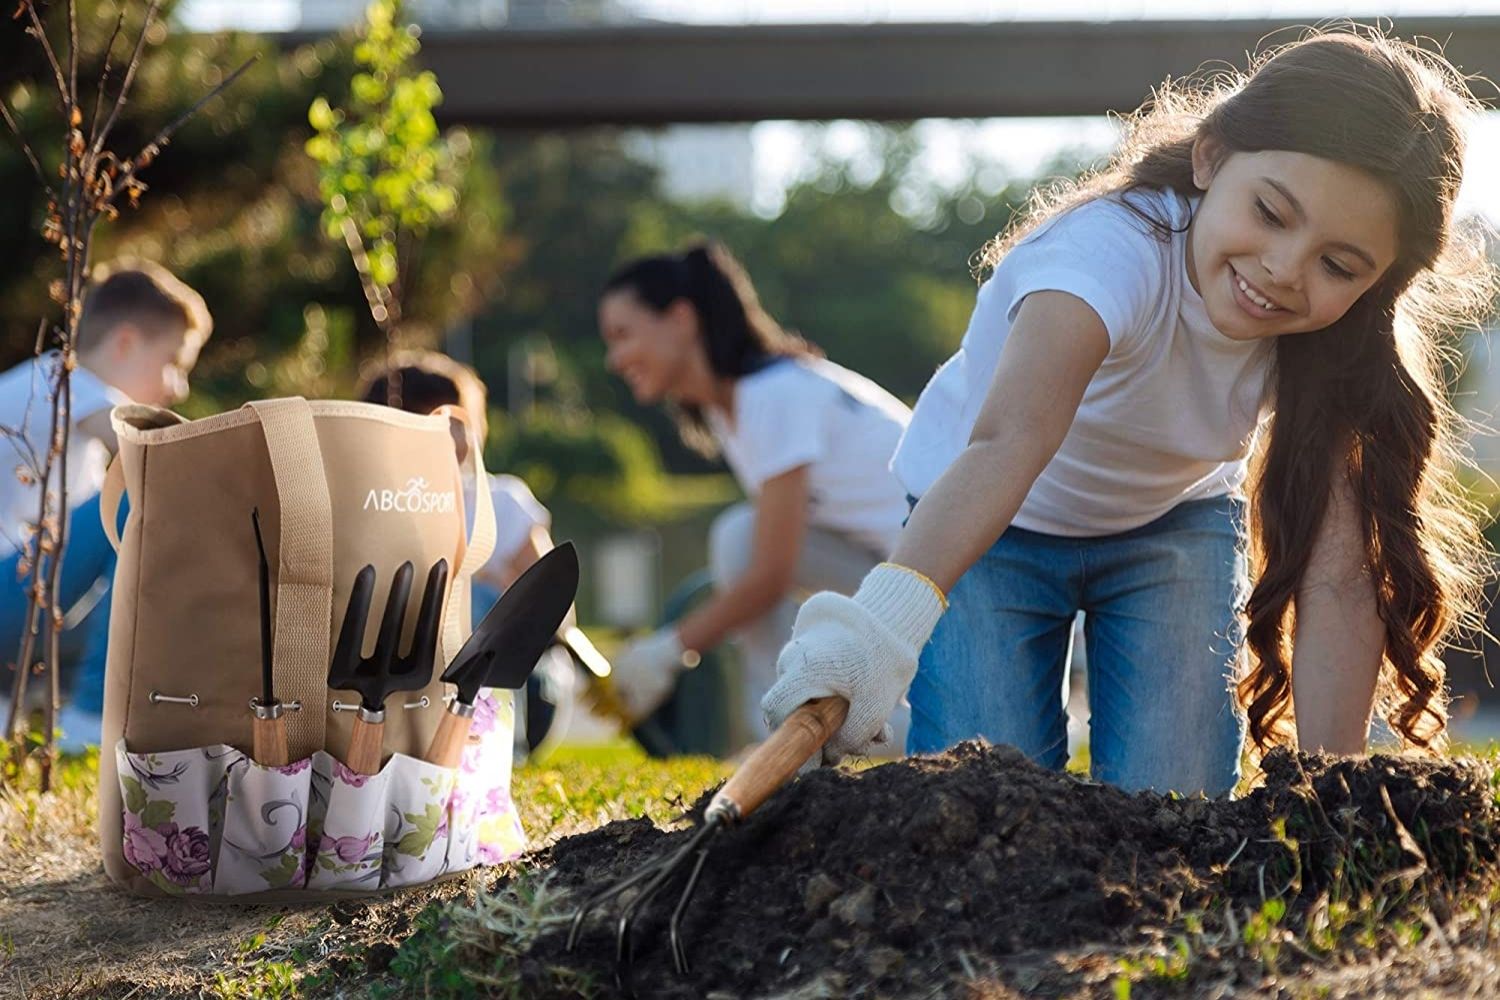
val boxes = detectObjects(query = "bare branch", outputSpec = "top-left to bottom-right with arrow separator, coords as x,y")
24,2 -> 68,115
88,5 -> 127,153
66,0 -> 76,122
90,0 -> 162,159
135,54 -> 260,160
0,98 -> 50,195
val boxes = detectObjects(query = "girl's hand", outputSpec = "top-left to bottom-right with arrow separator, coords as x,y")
611,628 -> 696,722
761,563 -> 947,765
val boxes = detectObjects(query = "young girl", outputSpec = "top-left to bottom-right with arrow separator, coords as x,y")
763,30 -> 1496,796
599,242 -> 914,746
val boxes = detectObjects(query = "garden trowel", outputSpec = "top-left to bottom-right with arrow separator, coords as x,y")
425,541 -> 579,768
329,559 -> 450,774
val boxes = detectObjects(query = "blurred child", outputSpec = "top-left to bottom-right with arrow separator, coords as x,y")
0,261 -> 211,747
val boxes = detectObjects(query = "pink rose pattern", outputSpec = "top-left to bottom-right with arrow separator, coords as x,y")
118,693 -> 523,893
122,810 -> 212,889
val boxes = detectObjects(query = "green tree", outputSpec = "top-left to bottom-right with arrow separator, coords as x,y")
305,0 -> 462,347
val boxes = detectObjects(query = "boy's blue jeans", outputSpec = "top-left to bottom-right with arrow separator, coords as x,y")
907,495 -> 1248,797
0,491 -> 118,714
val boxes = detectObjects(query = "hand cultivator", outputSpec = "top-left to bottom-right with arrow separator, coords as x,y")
566,696 -> 849,983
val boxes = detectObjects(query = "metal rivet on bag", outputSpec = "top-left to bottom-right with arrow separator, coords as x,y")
246,698 -> 302,712
149,690 -> 199,707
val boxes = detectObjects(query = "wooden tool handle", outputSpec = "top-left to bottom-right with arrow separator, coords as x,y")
346,714 -> 385,775
251,715 -> 289,768
712,697 -> 849,821
424,707 -> 473,769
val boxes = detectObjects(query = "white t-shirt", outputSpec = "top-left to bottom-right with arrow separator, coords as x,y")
892,187 -> 1275,537
706,356 -> 911,556
0,354 -> 128,557
461,471 -> 552,581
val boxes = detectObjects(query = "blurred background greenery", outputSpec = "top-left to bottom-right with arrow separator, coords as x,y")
0,1 -> 1103,610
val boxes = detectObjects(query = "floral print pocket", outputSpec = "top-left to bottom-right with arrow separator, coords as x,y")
116,744 -> 237,896
115,732 -> 524,897
215,755 -> 313,895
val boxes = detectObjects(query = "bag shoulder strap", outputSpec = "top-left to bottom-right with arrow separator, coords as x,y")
435,406 -> 496,663
244,398 -> 334,758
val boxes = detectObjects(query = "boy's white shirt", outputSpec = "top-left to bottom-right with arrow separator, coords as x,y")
705,356 -> 912,558
892,187 -> 1275,537
0,353 -> 128,557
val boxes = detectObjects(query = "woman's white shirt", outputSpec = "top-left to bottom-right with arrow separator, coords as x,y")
707,357 -> 911,557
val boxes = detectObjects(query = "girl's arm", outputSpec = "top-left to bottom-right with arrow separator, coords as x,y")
674,464 -> 810,653
1290,470 -> 1385,753
760,290 -> 1110,758
890,291 -> 1110,591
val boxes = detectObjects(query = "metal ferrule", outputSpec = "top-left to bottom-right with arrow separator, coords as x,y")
250,698 -> 283,721
448,699 -> 476,719
357,705 -> 386,724
704,797 -> 740,826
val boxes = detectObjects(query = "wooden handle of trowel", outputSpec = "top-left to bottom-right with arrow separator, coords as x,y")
713,697 -> 849,821
424,705 -> 473,769
346,712 -> 385,775
252,715 -> 289,768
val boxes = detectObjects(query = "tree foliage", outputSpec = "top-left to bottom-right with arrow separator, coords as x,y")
305,0 -> 462,332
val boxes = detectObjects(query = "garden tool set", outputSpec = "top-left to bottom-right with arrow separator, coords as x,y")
100,397 -> 546,900
567,695 -> 850,981
425,542 -> 580,767
328,559 -> 451,774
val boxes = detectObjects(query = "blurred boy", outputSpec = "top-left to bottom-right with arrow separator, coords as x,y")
0,261 -> 211,748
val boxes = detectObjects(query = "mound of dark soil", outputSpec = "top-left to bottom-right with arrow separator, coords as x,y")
510,743 -> 1500,999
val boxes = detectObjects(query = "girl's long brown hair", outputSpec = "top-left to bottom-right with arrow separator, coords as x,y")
980,28 -> 1498,752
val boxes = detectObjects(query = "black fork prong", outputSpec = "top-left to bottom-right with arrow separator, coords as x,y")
330,565 -> 377,689
669,846 -> 712,974
373,561 -> 414,684
405,559 -> 448,677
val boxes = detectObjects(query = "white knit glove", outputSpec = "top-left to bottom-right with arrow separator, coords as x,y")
762,563 -> 946,766
611,627 -> 696,723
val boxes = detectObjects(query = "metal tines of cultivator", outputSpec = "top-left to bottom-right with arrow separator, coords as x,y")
565,697 -> 850,989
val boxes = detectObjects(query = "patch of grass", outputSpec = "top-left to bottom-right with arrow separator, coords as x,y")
373,871 -> 602,1000
514,742 -> 731,843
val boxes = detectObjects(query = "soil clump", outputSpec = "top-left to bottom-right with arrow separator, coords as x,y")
512,741 -> 1500,999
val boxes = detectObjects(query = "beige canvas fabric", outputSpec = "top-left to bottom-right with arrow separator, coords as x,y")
97,397 -> 498,899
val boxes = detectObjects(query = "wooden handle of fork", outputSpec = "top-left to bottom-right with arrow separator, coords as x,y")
251,715 -> 289,768
424,706 -> 473,769
711,697 -> 849,822
346,713 -> 385,775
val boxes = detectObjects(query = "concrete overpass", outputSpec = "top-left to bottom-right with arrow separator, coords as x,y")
283,17 -> 1500,125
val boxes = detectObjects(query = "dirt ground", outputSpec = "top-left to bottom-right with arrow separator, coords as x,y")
4,743 -> 1500,999
522,744 -> 1500,999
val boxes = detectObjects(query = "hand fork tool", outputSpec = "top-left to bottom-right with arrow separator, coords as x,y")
328,559 -> 449,774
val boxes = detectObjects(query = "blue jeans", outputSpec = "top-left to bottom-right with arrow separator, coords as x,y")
0,491 -> 120,714
907,495 -> 1248,797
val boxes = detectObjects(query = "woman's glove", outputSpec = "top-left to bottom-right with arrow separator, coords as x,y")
761,563 -> 946,765
610,627 -> 698,723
